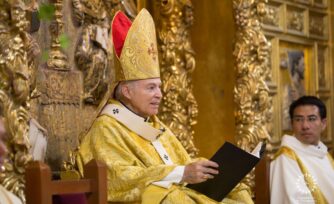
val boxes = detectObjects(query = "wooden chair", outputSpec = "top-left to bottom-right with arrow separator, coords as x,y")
255,153 -> 271,204
25,159 -> 107,204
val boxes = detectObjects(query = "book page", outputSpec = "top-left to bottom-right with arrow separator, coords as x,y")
251,142 -> 263,158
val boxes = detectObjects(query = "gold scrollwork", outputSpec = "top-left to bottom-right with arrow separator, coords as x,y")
233,0 -> 272,191
156,0 -> 198,157
0,0 -> 39,201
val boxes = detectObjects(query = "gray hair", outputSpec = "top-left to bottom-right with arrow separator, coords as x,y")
114,80 -> 137,101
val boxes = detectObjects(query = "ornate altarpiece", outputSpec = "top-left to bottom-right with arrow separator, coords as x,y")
0,0 -> 208,201
263,0 -> 334,152
1,0 -> 332,202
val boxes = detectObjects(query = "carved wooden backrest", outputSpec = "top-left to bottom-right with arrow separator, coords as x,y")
25,159 -> 107,204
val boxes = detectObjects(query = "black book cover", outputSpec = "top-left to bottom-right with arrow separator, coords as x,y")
187,142 -> 264,202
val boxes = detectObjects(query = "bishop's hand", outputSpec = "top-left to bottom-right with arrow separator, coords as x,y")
182,160 -> 219,184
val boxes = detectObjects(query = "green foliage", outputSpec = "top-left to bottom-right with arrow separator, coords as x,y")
41,50 -> 49,62
37,3 -> 70,61
59,34 -> 70,49
38,3 -> 55,21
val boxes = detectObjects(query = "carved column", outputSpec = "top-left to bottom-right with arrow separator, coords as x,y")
155,0 -> 199,157
38,0 -> 82,171
233,0 -> 272,190
47,0 -> 68,71
0,0 -> 38,202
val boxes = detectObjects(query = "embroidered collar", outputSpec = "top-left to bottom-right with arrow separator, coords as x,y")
101,101 -> 163,141
119,100 -> 150,122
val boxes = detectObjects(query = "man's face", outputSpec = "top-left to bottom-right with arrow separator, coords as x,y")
291,105 -> 326,145
0,118 -> 8,168
124,78 -> 162,118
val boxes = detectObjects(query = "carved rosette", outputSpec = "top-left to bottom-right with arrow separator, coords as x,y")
156,0 -> 199,157
310,15 -> 325,37
287,10 -> 304,32
233,0 -> 272,190
262,4 -> 279,27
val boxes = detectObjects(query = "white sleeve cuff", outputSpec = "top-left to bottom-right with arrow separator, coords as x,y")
152,166 -> 185,188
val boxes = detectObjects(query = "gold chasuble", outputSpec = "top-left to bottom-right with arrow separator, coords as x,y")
78,100 -> 253,204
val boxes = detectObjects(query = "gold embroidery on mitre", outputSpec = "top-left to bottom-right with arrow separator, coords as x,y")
114,9 -> 160,81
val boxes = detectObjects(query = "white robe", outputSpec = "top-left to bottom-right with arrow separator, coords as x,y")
270,135 -> 334,204
28,118 -> 47,161
0,185 -> 22,204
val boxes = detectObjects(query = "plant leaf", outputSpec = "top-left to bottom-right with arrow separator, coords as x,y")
38,3 -> 55,21
59,34 -> 70,49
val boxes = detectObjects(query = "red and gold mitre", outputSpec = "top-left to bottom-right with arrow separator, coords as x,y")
111,8 -> 160,82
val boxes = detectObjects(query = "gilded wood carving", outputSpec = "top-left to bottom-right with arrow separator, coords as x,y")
47,0 -> 68,70
4,0 -> 332,201
309,13 -> 326,37
287,9 -> 304,33
263,0 -> 332,151
233,0 -> 272,190
73,0 -> 110,104
36,0 -> 83,172
155,0 -> 199,157
0,0 -> 39,201
262,4 -> 279,27
72,0 -> 138,106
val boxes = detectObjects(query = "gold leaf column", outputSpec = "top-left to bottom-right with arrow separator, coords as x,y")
232,0 -> 272,190
155,0 -> 198,157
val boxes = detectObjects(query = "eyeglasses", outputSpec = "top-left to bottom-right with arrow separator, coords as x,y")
292,115 -> 319,123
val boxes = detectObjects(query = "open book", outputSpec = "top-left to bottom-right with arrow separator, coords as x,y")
187,142 -> 265,201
